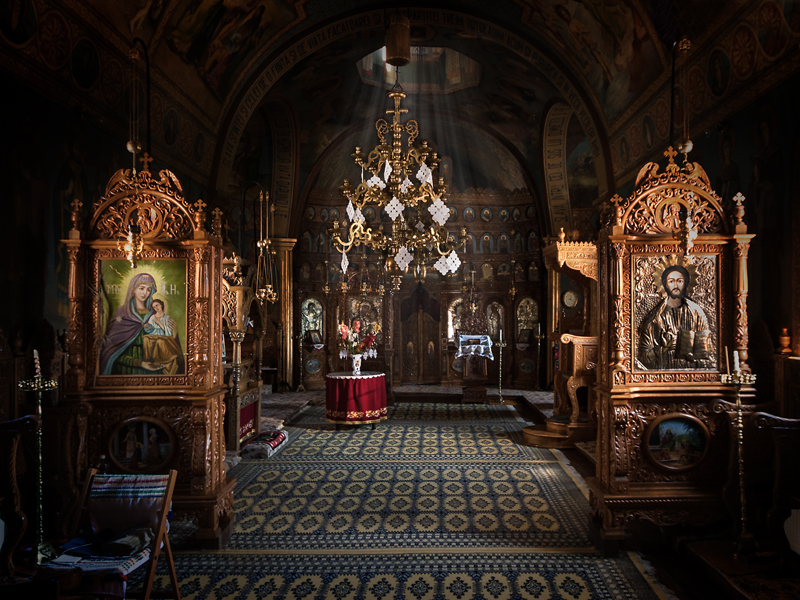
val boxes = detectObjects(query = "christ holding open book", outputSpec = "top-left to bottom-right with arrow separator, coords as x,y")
638,264 -> 711,370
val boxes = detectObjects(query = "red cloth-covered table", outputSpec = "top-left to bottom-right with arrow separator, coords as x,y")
325,371 -> 387,425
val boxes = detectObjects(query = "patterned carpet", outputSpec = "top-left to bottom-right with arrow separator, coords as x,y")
141,399 -> 663,599
147,551 -> 662,599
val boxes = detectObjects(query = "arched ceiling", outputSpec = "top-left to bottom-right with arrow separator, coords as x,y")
28,0 -> 761,238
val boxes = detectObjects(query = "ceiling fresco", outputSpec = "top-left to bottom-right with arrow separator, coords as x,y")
4,0 -> 796,240
256,21 -> 563,201
144,0 -> 668,128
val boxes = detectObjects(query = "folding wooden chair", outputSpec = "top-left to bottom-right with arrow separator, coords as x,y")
43,468 -> 181,599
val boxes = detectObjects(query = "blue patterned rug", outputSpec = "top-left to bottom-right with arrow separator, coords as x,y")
134,400 -> 663,599
146,551 -> 661,599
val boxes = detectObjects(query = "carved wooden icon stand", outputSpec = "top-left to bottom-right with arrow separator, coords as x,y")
588,148 -> 755,555
523,233 -> 597,448
61,157 -> 234,548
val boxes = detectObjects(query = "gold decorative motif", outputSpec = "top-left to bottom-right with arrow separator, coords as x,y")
89,168 -> 197,241
543,235 -> 598,281
616,147 -> 725,236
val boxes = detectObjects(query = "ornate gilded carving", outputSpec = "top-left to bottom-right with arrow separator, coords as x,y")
63,162 -> 229,545
543,236 -> 598,281
605,503 -> 720,531
616,148 -> 726,236
733,240 -> 752,364
89,168 -> 197,241
592,146 -> 754,545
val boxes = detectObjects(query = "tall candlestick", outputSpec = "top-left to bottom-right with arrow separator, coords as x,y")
725,346 -> 730,375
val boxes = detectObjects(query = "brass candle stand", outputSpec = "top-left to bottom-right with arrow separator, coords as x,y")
494,338 -> 507,404
533,328 -> 545,387
18,369 -> 58,564
296,334 -> 306,392
720,368 -> 757,561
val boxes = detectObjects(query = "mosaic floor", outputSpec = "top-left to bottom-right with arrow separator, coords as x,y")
141,398 -> 664,599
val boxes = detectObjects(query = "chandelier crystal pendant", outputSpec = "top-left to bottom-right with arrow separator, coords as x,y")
333,85 -> 466,291
254,191 -> 278,305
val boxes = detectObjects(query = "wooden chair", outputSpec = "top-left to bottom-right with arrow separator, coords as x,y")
42,469 -> 181,599
752,412 -> 800,559
554,334 -> 598,423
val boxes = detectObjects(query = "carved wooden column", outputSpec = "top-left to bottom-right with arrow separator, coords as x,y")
731,193 -> 754,370
610,240 -> 627,369
272,238 -> 296,387
392,289 -> 402,387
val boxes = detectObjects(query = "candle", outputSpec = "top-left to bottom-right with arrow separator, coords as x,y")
500,329 -> 503,342
33,349 -> 41,377
725,346 -> 730,375
733,350 -> 740,373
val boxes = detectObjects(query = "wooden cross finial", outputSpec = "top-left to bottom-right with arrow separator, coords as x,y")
70,197 -> 83,233
194,199 -> 207,212
212,207 -> 223,218
664,146 -> 678,162
139,152 -> 153,171
732,192 -> 747,232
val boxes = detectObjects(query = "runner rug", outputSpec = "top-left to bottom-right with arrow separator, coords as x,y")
138,401 -> 662,599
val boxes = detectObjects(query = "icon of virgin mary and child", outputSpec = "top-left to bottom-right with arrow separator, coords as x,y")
99,272 -> 185,375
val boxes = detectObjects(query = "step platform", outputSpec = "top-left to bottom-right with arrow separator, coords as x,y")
522,414 -> 595,448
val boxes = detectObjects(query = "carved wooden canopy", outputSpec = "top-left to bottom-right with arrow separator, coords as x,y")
86,157 -> 207,241
610,146 -> 729,237
543,230 -> 597,281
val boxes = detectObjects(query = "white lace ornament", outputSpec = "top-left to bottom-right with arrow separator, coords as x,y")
428,197 -> 449,226
383,161 -> 392,182
341,250 -> 349,274
394,246 -> 412,271
445,250 -> 461,273
386,196 -> 405,221
416,162 -> 433,186
367,174 -> 386,190
434,254 -> 450,276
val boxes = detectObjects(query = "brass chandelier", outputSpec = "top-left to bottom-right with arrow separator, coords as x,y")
332,85 -> 466,291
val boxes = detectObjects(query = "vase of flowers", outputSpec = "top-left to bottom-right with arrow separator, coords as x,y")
351,353 -> 363,375
339,320 -> 380,375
